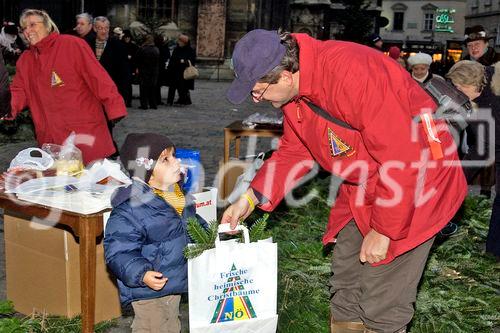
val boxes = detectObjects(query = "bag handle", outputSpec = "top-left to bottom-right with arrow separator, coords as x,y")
187,60 -> 193,67
216,224 -> 250,245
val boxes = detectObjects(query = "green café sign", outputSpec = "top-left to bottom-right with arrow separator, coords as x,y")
435,9 -> 455,33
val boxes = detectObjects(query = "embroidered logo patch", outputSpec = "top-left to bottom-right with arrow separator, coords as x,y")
51,71 -> 64,87
328,128 -> 354,157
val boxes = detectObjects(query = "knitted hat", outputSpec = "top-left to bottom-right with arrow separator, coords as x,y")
388,46 -> 401,60
119,133 -> 174,183
464,25 -> 493,44
407,52 -> 433,67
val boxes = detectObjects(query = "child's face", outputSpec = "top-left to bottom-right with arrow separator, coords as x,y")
149,148 -> 181,187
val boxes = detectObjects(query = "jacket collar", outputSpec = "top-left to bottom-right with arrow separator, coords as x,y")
30,32 -> 59,53
293,33 -> 317,98
111,177 -> 195,211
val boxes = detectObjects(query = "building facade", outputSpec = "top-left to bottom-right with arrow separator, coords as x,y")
380,0 -> 467,62
464,0 -> 500,49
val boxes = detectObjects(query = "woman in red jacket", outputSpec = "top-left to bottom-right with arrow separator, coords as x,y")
222,29 -> 467,333
7,9 -> 127,165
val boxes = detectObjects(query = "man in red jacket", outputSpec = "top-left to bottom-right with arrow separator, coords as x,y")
222,29 -> 467,333
6,9 -> 127,165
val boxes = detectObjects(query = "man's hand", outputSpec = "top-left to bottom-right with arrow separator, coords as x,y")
359,229 -> 390,264
221,189 -> 258,230
143,271 -> 168,291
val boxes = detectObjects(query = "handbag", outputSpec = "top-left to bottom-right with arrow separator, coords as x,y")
183,60 -> 199,80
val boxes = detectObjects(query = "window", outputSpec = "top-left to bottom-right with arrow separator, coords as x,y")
471,0 -> 479,8
137,0 -> 175,20
393,12 -> 404,31
484,0 -> 492,6
423,13 -> 434,31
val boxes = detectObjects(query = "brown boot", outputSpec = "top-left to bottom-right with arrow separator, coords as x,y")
331,318 -> 365,333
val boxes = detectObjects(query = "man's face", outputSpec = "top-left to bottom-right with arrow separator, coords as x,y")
22,15 -> 49,46
374,40 -> 383,49
466,40 -> 488,60
74,18 -> 92,37
250,72 -> 297,109
94,21 -> 109,41
411,64 -> 429,79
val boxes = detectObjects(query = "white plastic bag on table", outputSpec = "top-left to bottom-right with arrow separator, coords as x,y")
188,224 -> 278,333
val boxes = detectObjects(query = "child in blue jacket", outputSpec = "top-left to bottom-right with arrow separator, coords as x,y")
104,133 -> 207,332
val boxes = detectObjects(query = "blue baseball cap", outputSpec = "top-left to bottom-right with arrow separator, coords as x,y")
226,29 -> 286,104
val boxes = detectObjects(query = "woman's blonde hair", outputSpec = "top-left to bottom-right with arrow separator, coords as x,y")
446,60 -> 486,92
19,9 -> 59,34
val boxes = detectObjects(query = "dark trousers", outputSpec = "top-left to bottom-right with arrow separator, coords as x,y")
329,221 -> 434,333
125,82 -> 132,107
139,81 -> 157,109
486,164 -> 500,257
167,81 -> 191,105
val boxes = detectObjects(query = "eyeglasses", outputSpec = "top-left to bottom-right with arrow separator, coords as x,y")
95,25 -> 109,31
251,83 -> 271,101
22,21 -> 43,31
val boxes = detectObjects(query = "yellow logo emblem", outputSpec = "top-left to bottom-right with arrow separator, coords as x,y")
51,71 -> 64,87
328,128 -> 354,157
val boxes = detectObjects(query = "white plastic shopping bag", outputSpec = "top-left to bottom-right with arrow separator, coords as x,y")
188,224 -> 278,333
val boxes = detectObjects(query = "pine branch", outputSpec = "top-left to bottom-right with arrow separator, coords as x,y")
186,217 -> 210,244
248,213 -> 270,242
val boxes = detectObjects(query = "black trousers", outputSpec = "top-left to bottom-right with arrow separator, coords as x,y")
139,81 -> 157,109
167,80 -> 191,105
486,164 -> 500,257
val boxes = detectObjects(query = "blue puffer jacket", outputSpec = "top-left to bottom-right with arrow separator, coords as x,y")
104,179 -> 206,305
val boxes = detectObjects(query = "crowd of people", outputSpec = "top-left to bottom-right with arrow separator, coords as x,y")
1,12 -> 197,111
1,7 -> 500,333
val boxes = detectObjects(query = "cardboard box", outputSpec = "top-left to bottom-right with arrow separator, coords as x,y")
4,213 -> 122,322
192,187 -> 218,223
218,159 -> 252,200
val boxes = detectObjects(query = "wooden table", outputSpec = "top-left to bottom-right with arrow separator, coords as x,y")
222,121 -> 283,197
0,192 -> 108,333
223,121 -> 283,164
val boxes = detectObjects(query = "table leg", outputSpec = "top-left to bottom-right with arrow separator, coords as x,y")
235,136 -> 241,159
224,130 -> 230,164
79,217 -> 97,333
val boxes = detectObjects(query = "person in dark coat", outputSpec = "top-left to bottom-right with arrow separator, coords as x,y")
0,52 -> 11,118
462,25 -> 500,198
90,16 -> 130,103
104,133 -> 207,331
463,25 -> 500,66
154,34 -> 171,105
74,13 -> 96,49
447,60 -> 500,261
122,29 -> 139,107
166,34 -> 196,106
136,35 -> 160,110
89,16 -> 130,158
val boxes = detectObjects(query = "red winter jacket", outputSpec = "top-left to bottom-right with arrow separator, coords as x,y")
10,33 -> 127,164
250,34 -> 467,265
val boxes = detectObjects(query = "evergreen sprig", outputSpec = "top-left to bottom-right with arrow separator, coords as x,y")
183,215 -> 270,260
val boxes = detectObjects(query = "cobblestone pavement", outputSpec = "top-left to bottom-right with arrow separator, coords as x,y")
0,80 -> 279,332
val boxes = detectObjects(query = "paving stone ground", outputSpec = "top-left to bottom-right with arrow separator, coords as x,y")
0,80 -> 280,332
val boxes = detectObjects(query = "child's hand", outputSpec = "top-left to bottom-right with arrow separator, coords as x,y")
143,271 -> 168,291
